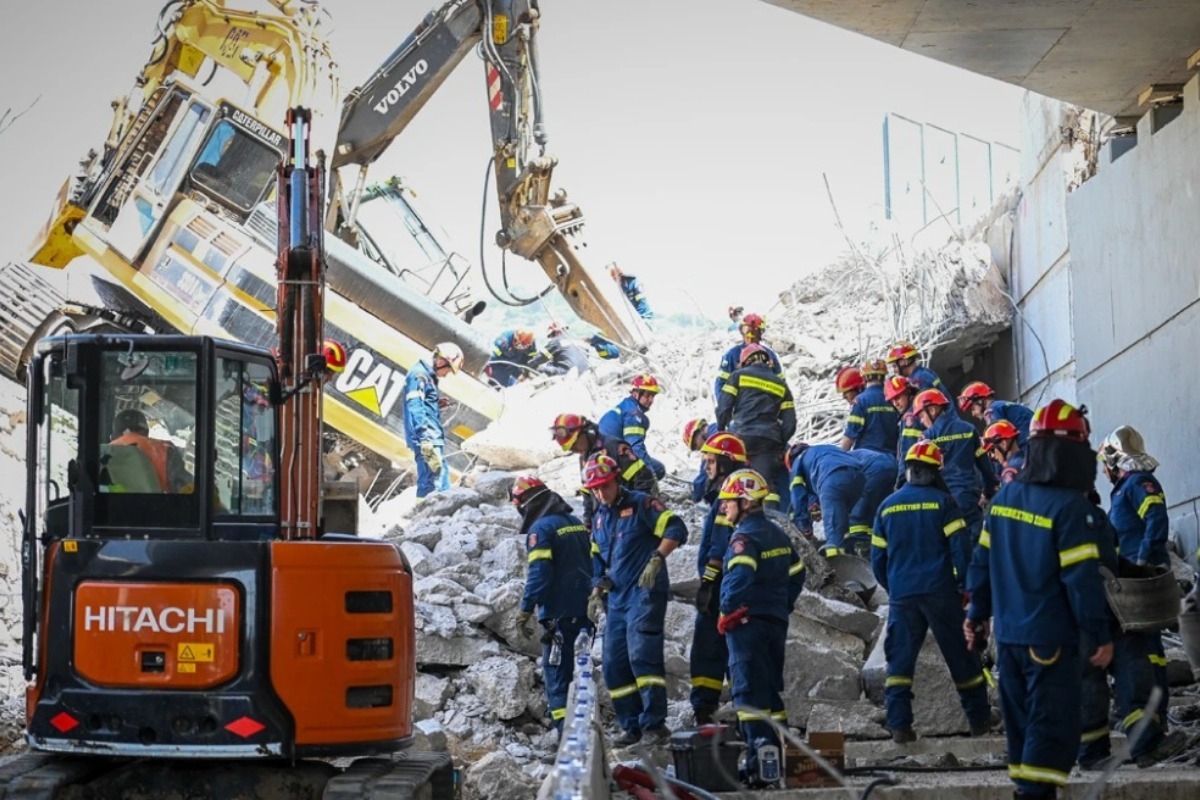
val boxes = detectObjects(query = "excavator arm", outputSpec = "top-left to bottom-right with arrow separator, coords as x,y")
330,0 -> 651,350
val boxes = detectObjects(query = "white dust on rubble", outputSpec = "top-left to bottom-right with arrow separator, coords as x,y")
0,377 -> 31,753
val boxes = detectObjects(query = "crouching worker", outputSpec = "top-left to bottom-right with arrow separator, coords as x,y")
512,476 -> 594,732
716,469 -> 805,787
871,442 -> 995,744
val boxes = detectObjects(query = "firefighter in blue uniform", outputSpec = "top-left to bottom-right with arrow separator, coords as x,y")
1097,425 -> 1182,757
788,443 -> 866,557
871,441 -> 994,743
403,342 -> 464,498
966,399 -> 1113,800
912,389 -> 997,543
959,381 -> 1034,445
984,420 -> 1025,484
586,454 -> 687,747
688,432 -> 748,725
486,328 -> 550,387
511,476 -> 593,731
682,417 -> 719,502
588,333 -> 621,360
600,374 -> 667,480
839,360 -> 900,456
848,448 -> 899,552
550,413 -> 658,533
885,375 -> 924,486
716,343 -> 796,509
716,469 -> 805,787
886,341 -> 955,417
713,313 -> 783,402
608,263 -> 654,320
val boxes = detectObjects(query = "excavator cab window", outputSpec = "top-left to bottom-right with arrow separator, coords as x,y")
33,355 -> 80,540
213,356 -> 277,518
191,119 -> 280,218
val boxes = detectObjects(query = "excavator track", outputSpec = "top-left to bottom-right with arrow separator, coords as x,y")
0,752 -> 456,800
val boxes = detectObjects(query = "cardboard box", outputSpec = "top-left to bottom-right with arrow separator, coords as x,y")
784,731 -> 846,789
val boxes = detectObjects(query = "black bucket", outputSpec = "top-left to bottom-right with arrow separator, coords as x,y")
1100,566 -> 1181,632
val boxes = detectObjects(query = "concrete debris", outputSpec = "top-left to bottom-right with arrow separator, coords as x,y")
806,699 -> 890,739
415,673 -> 454,720
465,657 -> 536,721
793,592 -> 882,644
462,751 -> 539,800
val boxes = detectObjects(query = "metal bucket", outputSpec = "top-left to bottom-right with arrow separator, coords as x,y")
1100,566 -> 1181,632
830,554 -> 877,606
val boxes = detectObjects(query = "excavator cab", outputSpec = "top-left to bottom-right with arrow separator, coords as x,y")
22,334 -> 422,765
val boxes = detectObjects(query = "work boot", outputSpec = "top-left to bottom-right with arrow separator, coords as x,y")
891,728 -> 916,744
970,708 -> 1003,736
1135,729 -> 1189,768
612,728 -> 641,747
639,726 -> 672,747
692,706 -> 716,726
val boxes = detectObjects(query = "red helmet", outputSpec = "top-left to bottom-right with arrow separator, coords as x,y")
630,373 -> 662,394
322,340 -> 348,374
510,475 -> 548,506
982,420 -> 1020,451
550,413 -> 588,451
784,441 -> 809,472
547,321 -> 567,337
1030,399 -> 1090,442
886,341 -> 920,364
682,418 -> 709,450
700,432 -> 749,464
835,366 -> 864,394
582,453 -> 620,488
957,381 -> 994,412
883,375 -> 911,402
912,389 -> 950,416
513,329 -> 535,349
717,468 -> 770,502
741,313 -> 765,331
905,441 -> 944,468
738,343 -> 771,368
860,358 -> 887,379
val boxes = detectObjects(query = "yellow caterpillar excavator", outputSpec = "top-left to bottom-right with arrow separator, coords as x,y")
2,0 -> 648,490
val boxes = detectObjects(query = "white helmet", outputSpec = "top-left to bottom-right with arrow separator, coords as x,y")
1098,425 -> 1159,472
433,342 -> 464,374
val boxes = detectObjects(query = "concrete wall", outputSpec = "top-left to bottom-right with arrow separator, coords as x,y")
1010,77 -> 1200,564
1066,74 -> 1200,564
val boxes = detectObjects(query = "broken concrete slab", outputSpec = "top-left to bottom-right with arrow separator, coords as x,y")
793,591 -> 882,644
465,656 -> 536,721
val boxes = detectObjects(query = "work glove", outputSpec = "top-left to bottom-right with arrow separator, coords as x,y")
808,502 -> 822,523
694,566 -> 721,615
515,609 -> 536,639
587,592 -> 606,624
638,552 -> 666,589
419,440 -> 442,473
716,605 -> 750,636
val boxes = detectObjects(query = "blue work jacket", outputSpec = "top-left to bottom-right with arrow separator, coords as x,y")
844,383 -> 900,455
1108,470 -> 1170,566
592,489 -> 687,605
720,510 -> 805,620
522,509 -> 592,621
599,395 -> 665,479
871,484 -> 969,599
403,359 -> 443,446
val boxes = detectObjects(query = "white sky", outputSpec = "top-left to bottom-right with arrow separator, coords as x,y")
0,0 -> 1022,324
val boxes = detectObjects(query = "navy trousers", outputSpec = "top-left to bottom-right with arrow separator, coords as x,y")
1079,626 -> 1168,764
728,617 -> 787,777
410,441 -> 449,498
883,593 -> 989,732
849,457 -> 898,554
689,610 -> 728,714
820,467 -> 866,556
543,617 -> 592,730
602,589 -> 668,733
997,642 -> 1081,797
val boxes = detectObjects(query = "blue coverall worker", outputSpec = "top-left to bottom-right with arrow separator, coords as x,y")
966,399 -> 1113,800
885,341 -> 956,417
716,469 -> 805,786
839,361 -> 901,456
682,418 -> 719,502
511,477 -> 594,731
486,329 -> 549,387
588,334 -> 621,360
587,454 -> 687,747
1077,503 -> 1186,770
1099,426 -> 1174,732
913,389 -> 997,544
550,413 -> 658,533
609,264 -> 654,320
848,448 -> 899,553
715,344 -> 797,509
871,442 -> 992,741
539,325 -> 592,376
713,313 -> 783,402
402,343 -> 463,498
884,376 -> 923,488
984,420 -> 1025,484
788,443 -> 867,557
688,432 -> 749,723
599,374 -> 666,480
958,381 -> 1034,446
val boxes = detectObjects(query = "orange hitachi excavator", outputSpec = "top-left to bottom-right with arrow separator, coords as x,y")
15,111 -> 453,799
